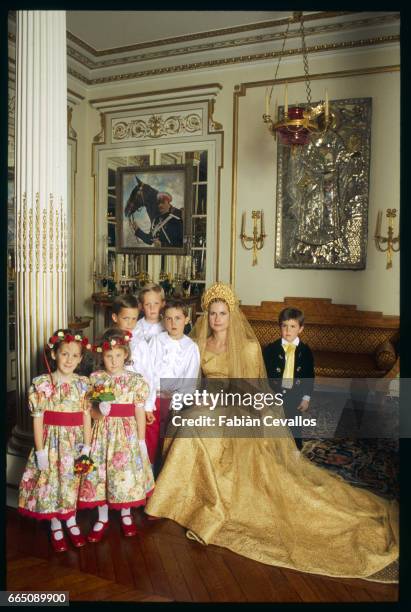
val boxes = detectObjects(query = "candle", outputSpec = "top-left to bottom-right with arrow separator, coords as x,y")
265,89 -> 269,116
284,83 -> 288,116
325,89 -> 329,122
241,212 -> 246,236
261,210 -> 265,235
125,254 -> 129,279
115,254 -> 122,282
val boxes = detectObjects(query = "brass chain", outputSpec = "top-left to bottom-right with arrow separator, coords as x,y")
268,15 -> 292,106
299,13 -> 312,106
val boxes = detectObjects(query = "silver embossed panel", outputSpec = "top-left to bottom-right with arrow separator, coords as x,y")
275,98 -> 372,269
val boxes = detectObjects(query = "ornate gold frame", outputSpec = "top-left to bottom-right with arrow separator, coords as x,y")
91,89 -> 224,291
230,64 -> 400,286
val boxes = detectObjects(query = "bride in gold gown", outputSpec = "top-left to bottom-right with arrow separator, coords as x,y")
145,283 -> 398,582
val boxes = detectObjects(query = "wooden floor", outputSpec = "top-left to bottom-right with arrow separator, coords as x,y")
6,507 -> 397,603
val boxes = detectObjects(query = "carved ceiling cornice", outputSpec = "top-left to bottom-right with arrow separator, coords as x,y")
65,13 -> 400,72
66,35 -> 399,87
66,11 -> 354,56
8,11 -> 400,88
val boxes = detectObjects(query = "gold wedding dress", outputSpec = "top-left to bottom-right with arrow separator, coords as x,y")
146,328 -> 398,582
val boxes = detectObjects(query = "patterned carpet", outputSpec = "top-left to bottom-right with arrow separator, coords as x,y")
301,392 -> 399,500
302,438 -> 399,500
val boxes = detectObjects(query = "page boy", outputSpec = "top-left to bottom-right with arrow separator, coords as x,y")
111,294 -> 156,418
263,307 -> 315,450
133,283 -> 165,343
148,299 -> 200,471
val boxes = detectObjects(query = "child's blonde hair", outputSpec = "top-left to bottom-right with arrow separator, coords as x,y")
138,283 -> 165,304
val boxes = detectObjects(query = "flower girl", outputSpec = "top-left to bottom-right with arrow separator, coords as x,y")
78,328 -> 154,541
18,329 -> 92,552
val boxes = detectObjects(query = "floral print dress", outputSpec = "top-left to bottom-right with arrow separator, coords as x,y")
18,373 -> 90,520
78,370 -> 155,509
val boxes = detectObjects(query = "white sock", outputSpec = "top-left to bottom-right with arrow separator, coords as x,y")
66,514 -> 80,535
50,518 -> 63,540
93,504 -> 109,530
121,507 -> 132,525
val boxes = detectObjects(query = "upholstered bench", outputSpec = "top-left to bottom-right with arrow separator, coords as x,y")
240,297 -> 399,378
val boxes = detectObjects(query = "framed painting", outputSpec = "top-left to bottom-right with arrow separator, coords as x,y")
275,98 -> 372,269
116,163 -> 193,255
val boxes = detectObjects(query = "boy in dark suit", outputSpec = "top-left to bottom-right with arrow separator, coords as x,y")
263,308 -> 315,450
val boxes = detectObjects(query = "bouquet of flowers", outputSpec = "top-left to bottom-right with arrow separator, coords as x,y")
74,455 -> 96,475
89,383 -> 116,416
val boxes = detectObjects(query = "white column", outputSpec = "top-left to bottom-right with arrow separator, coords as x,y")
10,10 -> 67,455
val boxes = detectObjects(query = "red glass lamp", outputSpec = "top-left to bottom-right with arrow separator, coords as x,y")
263,12 -> 330,147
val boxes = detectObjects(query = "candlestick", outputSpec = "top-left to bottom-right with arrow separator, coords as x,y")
261,210 -> 265,236
325,89 -> 329,123
241,212 -> 246,236
265,89 -> 269,116
114,254 -> 122,283
284,83 -> 288,116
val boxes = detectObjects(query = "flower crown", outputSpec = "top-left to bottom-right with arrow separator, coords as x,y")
93,332 -> 132,353
48,330 -> 91,350
201,282 -> 237,312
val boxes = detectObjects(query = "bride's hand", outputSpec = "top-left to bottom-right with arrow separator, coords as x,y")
297,399 -> 310,412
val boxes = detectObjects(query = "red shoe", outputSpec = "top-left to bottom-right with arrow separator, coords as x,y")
120,516 -> 137,537
51,528 -> 69,553
87,520 -> 109,543
67,525 -> 87,548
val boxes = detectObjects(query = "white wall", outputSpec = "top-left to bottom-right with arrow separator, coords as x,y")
70,42 -> 400,317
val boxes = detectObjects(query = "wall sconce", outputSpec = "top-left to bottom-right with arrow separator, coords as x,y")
374,209 -> 400,269
240,210 -> 267,266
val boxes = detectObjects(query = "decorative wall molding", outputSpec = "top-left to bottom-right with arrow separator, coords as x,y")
8,81 -> 15,166
68,35 -> 399,86
66,11 -> 355,56
93,113 -> 106,144
112,110 -> 203,142
67,88 -> 85,105
65,14 -> 400,72
67,107 -> 77,139
8,12 -> 399,88
89,84 -> 222,146
89,84 -> 222,112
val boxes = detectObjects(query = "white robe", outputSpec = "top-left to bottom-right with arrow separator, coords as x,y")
132,318 -> 164,344
125,336 -> 155,412
148,332 -> 200,396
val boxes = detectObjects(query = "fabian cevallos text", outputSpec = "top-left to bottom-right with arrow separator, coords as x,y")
169,390 -> 317,428
171,414 -> 317,428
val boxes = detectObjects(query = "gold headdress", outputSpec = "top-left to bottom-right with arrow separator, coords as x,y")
192,283 -> 267,378
201,282 -> 237,312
